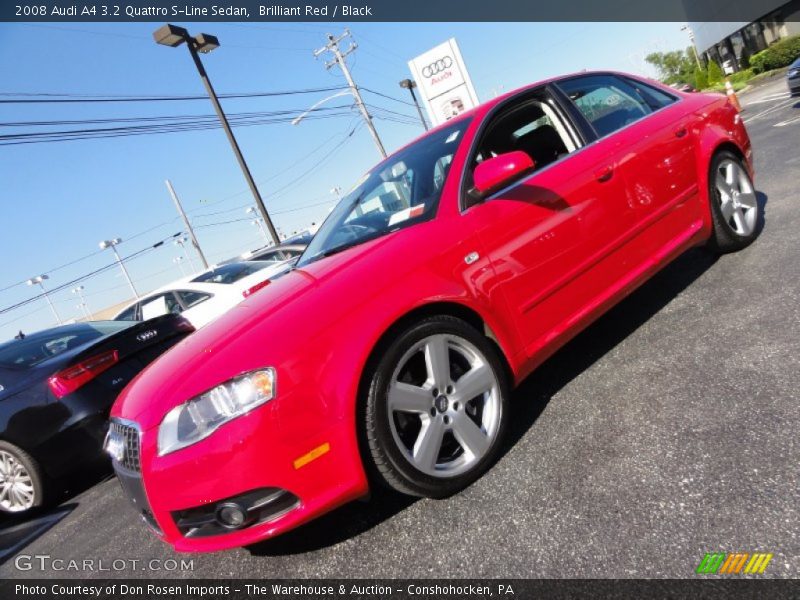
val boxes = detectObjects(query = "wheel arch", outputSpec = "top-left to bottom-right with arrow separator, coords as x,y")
357,301 -> 514,395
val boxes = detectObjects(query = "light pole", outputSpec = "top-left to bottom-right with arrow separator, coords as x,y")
245,207 -> 270,246
174,236 -> 197,273
27,275 -> 62,325
99,238 -> 139,300
71,285 -> 91,320
154,24 -> 280,246
291,90 -> 353,126
399,79 -> 429,130
173,256 -> 186,277
681,24 -> 703,69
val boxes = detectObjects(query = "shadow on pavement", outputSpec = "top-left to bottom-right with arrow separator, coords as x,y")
0,504 -> 76,565
247,488 -> 417,556
251,196 -> 773,556
0,459 -> 113,564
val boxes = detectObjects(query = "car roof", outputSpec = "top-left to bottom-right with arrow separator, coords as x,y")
386,70 -> 665,158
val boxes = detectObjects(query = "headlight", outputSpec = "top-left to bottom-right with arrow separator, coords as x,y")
789,69 -> 800,79
157,368 -> 276,456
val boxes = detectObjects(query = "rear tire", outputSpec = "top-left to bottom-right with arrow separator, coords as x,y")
707,150 -> 761,254
362,315 -> 510,498
0,441 -> 47,515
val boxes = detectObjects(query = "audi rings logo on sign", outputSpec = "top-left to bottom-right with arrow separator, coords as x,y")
422,56 -> 453,78
136,330 -> 158,342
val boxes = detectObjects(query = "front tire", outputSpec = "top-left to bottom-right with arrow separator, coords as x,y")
362,316 -> 510,498
707,150 -> 760,254
0,441 -> 47,515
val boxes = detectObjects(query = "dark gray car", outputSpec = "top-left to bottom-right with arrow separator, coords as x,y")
788,57 -> 800,95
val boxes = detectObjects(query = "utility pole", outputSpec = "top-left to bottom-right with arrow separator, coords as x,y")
315,30 -> 387,158
165,179 -> 209,269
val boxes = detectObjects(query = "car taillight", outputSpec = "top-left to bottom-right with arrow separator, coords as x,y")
243,280 -> 270,298
47,349 -> 119,399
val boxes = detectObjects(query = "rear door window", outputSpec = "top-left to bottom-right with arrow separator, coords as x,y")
116,305 -> 140,321
557,75 -> 652,137
176,290 -> 212,309
141,293 -> 182,320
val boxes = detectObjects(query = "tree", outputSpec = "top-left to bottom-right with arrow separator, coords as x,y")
707,60 -> 724,84
694,67 -> 708,90
646,47 -> 697,87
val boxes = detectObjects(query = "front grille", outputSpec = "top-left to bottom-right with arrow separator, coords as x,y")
109,419 -> 141,472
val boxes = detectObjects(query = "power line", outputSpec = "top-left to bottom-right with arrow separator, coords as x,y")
362,87 -> 417,107
0,86 -> 348,104
0,111 -> 355,146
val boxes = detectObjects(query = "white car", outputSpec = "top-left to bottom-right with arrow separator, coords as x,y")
113,260 -> 291,329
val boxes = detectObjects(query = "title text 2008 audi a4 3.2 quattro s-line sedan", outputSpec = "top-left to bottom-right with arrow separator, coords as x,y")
106,71 -> 759,552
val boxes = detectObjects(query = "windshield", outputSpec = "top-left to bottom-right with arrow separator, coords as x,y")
191,262 -> 269,284
298,118 -> 472,267
0,322 -> 132,369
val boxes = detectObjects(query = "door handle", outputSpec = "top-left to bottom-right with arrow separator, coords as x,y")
674,127 -> 688,138
594,166 -> 614,183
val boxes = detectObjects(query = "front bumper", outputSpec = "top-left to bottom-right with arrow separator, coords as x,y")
788,77 -> 800,94
111,394 -> 368,552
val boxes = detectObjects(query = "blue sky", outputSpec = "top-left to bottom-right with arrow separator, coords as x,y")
0,21 -> 688,340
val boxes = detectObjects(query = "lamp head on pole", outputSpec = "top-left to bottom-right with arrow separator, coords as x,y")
399,79 -> 416,90
26,275 -> 48,286
194,33 -> 220,54
99,238 -> 121,250
153,24 -> 189,47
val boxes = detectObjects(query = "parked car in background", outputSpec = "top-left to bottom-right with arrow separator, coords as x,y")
247,244 -> 306,263
221,243 -> 307,266
113,260 -> 291,329
669,82 -> 697,93
0,315 -> 192,514
109,71 -> 758,552
787,57 -> 800,95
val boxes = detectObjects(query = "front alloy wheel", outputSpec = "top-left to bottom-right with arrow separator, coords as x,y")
363,316 -> 509,498
708,151 -> 761,253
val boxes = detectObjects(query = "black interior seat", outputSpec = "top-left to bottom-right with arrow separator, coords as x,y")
514,124 -> 569,169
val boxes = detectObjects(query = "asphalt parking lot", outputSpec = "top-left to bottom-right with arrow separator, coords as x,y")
2,77 -> 798,580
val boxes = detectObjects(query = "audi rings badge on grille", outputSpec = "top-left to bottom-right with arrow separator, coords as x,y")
422,56 -> 453,78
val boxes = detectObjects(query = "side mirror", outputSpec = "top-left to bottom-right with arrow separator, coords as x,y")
471,151 -> 535,200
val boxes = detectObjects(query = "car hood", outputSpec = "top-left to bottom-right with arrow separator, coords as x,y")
111,234 -> 400,430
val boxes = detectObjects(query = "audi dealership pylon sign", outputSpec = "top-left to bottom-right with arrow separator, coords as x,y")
408,38 -> 480,127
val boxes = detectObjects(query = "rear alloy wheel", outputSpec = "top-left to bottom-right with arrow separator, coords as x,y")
363,316 -> 509,498
707,151 -> 760,253
0,442 -> 46,514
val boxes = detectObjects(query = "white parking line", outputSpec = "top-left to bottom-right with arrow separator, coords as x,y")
746,93 -> 790,105
775,114 -> 800,127
743,98 -> 796,123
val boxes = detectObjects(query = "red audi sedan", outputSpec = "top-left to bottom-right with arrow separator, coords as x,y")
107,72 -> 758,552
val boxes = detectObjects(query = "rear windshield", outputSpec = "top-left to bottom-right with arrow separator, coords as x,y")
191,262 -> 268,285
0,322 -> 131,369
